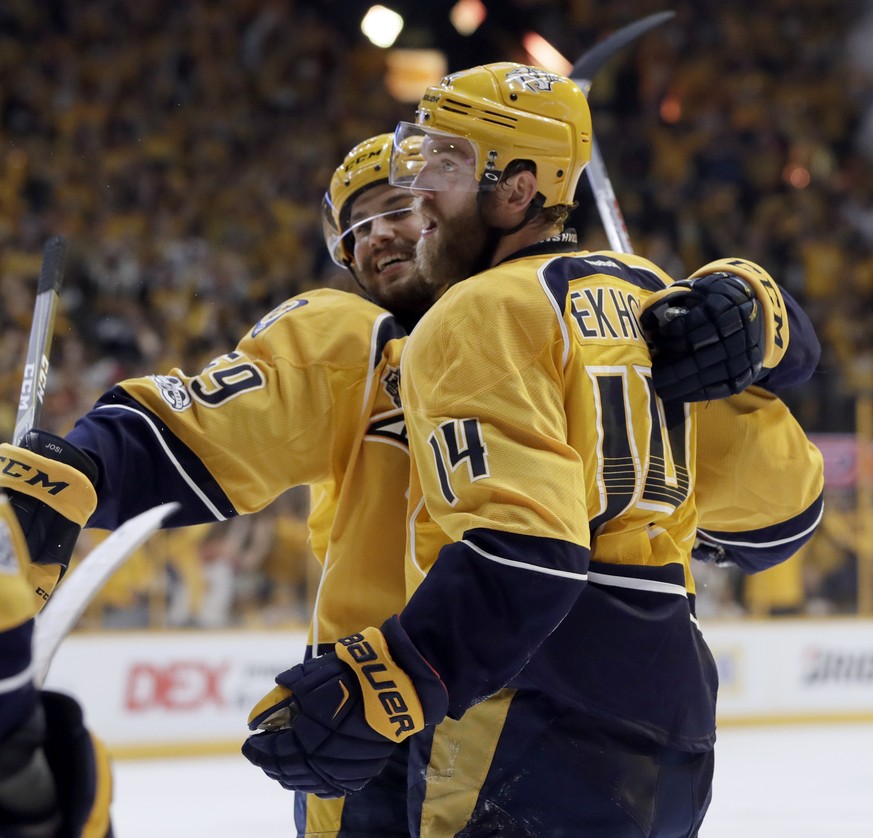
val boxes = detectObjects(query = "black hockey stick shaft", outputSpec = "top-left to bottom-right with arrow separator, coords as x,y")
13,235 -> 68,445
571,11 -> 676,253
570,11 -> 675,94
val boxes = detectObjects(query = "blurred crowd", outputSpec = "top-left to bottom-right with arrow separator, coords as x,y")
1,0 -> 871,624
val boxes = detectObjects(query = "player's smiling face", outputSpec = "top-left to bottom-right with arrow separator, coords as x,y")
350,184 -> 437,314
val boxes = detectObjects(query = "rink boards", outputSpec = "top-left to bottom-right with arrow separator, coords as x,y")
43,619 -> 873,757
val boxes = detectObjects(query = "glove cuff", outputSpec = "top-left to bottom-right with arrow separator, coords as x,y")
334,621 -> 447,742
380,615 -> 448,726
688,259 -> 788,369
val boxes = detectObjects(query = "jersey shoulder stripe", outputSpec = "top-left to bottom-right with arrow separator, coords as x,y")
541,250 -> 669,294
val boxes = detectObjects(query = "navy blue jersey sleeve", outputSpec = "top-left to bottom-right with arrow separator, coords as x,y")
756,288 -> 820,391
398,528 -> 589,719
697,490 -> 824,573
66,387 -> 237,530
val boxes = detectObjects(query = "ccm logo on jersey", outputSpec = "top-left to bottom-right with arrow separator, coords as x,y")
338,633 -> 417,738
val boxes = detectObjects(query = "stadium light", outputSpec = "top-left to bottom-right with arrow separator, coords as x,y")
450,0 -> 487,36
522,32 -> 572,75
361,5 -> 405,48
385,49 -> 447,102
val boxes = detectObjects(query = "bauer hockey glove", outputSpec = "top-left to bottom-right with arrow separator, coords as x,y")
0,430 -> 98,608
242,616 -> 448,798
640,260 -> 789,403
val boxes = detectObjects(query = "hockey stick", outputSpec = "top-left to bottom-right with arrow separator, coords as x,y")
570,11 -> 676,253
13,235 -> 68,445
32,501 -> 179,686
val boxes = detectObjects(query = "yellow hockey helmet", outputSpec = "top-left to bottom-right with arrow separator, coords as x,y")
322,133 -> 394,267
390,63 -> 592,208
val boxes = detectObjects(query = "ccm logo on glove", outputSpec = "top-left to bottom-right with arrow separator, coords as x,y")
336,629 -> 423,740
0,455 -> 69,495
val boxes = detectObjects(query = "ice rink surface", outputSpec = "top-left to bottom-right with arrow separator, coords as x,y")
110,722 -> 873,837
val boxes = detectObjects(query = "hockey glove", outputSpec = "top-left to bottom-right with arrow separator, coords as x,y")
242,617 -> 448,798
640,260 -> 789,403
691,535 -> 734,568
0,495 -> 111,836
0,430 -> 98,609
0,691 -> 113,838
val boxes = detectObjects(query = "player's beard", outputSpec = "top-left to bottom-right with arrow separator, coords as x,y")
415,199 -> 492,289
371,264 -> 445,325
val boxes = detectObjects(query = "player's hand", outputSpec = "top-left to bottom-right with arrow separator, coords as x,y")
0,690 -> 113,837
242,617 -> 447,798
0,495 -> 111,835
0,430 -> 98,605
691,535 -> 735,568
640,273 -> 764,402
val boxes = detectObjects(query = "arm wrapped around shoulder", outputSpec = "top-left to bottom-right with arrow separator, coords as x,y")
242,617 -> 448,798
0,430 -> 98,607
640,259 -> 789,402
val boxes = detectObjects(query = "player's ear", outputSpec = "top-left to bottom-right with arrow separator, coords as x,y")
493,170 -> 539,225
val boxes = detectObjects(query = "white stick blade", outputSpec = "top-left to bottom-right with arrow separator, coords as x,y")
32,502 -> 179,686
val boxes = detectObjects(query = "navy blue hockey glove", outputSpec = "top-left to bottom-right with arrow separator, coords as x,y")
691,535 -> 734,568
242,617 -> 448,798
640,273 -> 765,402
0,691 -> 113,837
0,430 -> 98,608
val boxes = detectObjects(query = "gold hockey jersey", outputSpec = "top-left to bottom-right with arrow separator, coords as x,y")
400,246 -> 824,748
67,289 -> 410,651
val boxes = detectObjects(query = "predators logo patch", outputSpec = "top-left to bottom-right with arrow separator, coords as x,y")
382,366 -> 401,409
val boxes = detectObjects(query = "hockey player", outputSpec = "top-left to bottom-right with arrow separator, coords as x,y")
0,493 -> 112,836
240,64 -> 824,836
2,130 -> 817,836
0,133 -> 435,838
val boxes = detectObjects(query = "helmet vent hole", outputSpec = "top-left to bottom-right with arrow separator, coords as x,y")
509,93 -> 518,101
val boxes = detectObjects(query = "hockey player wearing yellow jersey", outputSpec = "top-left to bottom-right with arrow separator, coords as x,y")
1,89 -> 818,838
0,134 -> 438,838
241,65 -> 824,837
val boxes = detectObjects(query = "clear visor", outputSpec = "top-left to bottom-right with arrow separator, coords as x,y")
321,192 -> 346,266
390,122 -> 484,193
321,191 -> 416,267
